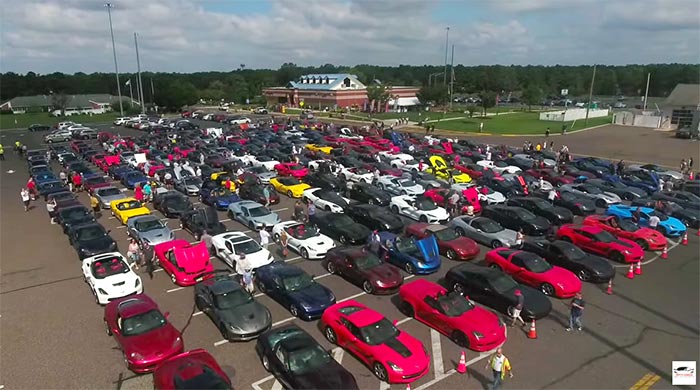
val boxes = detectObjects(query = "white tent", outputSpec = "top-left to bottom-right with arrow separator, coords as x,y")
388,97 -> 420,107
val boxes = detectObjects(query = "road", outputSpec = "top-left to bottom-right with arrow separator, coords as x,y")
0,122 -> 697,390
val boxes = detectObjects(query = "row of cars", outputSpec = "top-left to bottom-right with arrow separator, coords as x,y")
34,118 -> 700,388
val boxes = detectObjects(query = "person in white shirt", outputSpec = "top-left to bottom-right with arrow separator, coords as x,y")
648,214 -> 661,230
548,189 -> 557,204
259,225 -> 271,249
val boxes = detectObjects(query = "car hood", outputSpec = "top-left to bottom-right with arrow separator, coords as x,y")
577,254 -> 615,276
610,238 -> 644,255
509,285 -> 552,318
364,264 -> 403,286
219,301 -> 271,332
100,193 -> 128,203
543,266 -> 582,289
250,213 -> 281,226
216,195 -> 240,204
174,243 -> 211,273
125,324 -> 181,358
78,236 -> 115,251
459,307 -> 503,335
342,223 -> 372,240
139,228 -> 174,245
370,332 -> 428,371
376,214 -> 404,230
64,215 -> 96,227
660,217 -> 686,230
292,361 -> 358,390
288,283 -> 335,308
447,237 -> 481,254
415,235 -> 440,264
257,172 -> 277,180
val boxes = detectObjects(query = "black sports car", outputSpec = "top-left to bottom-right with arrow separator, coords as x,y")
481,205 -> 550,236
68,222 -> 117,259
309,212 -> 371,245
195,273 -> 271,341
344,203 -> 404,233
478,176 -> 527,198
630,199 -> 700,228
238,183 -> 281,205
305,172 -> 344,192
180,207 -> 227,241
445,262 -> 552,320
521,240 -> 615,283
345,182 -> 391,206
532,189 -> 596,215
255,325 -> 358,390
506,197 -> 573,225
56,205 -> 96,234
586,179 -> 646,200
650,191 -> 700,211
153,191 -> 193,218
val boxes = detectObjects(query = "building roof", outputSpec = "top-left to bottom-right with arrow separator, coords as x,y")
287,73 -> 365,91
663,84 -> 700,108
1,94 -> 127,109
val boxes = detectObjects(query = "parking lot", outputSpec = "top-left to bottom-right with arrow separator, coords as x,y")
0,120 -> 698,390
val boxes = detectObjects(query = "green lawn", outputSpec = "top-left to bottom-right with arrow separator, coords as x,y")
433,112 -> 612,135
0,112 -> 119,130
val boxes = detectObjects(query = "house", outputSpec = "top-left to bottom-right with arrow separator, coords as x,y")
661,84 -> 700,129
263,73 -> 419,111
0,94 -> 130,115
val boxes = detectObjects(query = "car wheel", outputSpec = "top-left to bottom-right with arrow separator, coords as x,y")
326,262 -> 337,274
446,249 -> 457,260
300,248 -> 310,259
595,199 -> 606,208
338,235 -> 347,245
540,283 -> 555,296
171,274 -> 177,284
373,362 -> 389,382
379,183 -> 385,190
681,218 -> 690,227
256,280 -> 267,293
577,269 -> 592,282
404,262 -> 416,274
489,263 -> 502,271
262,355 -> 271,371
104,320 -> 112,336
289,304 -> 299,317
623,193 -> 633,201
326,206 -> 332,212
399,300 -> 414,317
491,240 -> 502,249
273,233 -> 280,243
324,327 -> 338,344
610,251 -> 625,263
401,190 -> 407,195
287,190 -> 293,197
249,221 -> 256,231
219,324 -> 229,341
362,280 -> 374,294
419,215 -> 428,223
48,139 -> 54,144
228,210 -> 234,219
452,330 -> 470,348
391,205 -> 399,214
194,232 -> 201,241
453,282 -> 466,295
455,227 -> 466,236
635,239 -> 649,251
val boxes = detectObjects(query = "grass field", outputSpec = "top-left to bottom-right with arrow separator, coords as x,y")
433,112 -> 612,135
0,112 -> 119,130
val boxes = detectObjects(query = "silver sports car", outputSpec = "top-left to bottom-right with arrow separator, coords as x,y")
227,200 -> 280,231
448,215 -> 518,249
126,215 -> 174,246
94,186 -> 127,209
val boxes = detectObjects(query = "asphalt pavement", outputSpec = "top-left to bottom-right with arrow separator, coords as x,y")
0,123 -> 697,390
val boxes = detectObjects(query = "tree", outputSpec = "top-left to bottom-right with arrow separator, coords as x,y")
479,91 -> 497,115
417,85 -> 448,107
366,84 -> 391,112
50,92 -> 70,115
155,81 -> 197,111
521,85 -> 544,111
466,106 -> 478,118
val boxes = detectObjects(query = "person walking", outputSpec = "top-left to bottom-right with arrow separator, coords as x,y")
306,200 -> 316,222
485,347 -> 513,390
26,177 -> 37,200
90,193 -> 101,218
448,191 -> 460,218
280,229 -> 289,258
259,225 -> 271,249
127,239 -> 141,270
515,228 -> 524,248
689,157 -> 694,171
46,197 -> 58,224
72,172 -> 82,192
293,200 -> 305,222
263,185 -> 271,207
510,290 -> 526,327
142,242 -> 155,279
21,188 -> 30,212
548,188 -> 557,205
59,170 -> 67,186
143,181 -> 152,203
200,230 -> 214,255
0,143 -> 4,161
566,292 -> 586,331
134,184 -> 144,203
648,213 -> 661,231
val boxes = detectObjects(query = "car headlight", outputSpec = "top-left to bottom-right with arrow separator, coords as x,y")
623,250 -> 631,255
268,255 -> 274,263
98,288 -> 108,295
135,279 -> 141,288
557,282 -> 565,289
172,336 -> 182,348
129,351 -> 144,360
388,361 -> 403,372
473,331 -> 484,339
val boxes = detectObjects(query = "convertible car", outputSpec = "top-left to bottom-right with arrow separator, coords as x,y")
110,198 -> 151,225
82,252 -> 143,305
271,221 -> 336,259
366,231 -> 441,275
269,177 -> 311,198
606,205 -> 687,237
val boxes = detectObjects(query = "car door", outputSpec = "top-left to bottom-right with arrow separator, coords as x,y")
341,255 -> 363,284
270,344 -> 294,389
419,296 -> 446,332
268,275 -> 289,308
338,319 -> 371,364
578,230 -> 602,255
508,254 -> 534,285
196,287 -> 216,320
163,249 -> 178,276
218,240 -> 236,268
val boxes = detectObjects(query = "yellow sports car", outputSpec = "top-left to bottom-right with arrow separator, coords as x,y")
111,198 -> 151,224
427,155 -> 472,183
210,172 -> 236,191
305,144 -> 334,154
269,177 -> 311,198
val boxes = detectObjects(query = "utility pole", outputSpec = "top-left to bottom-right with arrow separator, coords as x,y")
443,27 -> 450,86
643,72 -> 651,111
134,33 -> 145,114
150,78 -> 155,106
449,44 -> 455,110
105,3 -> 124,116
584,64 -> 597,126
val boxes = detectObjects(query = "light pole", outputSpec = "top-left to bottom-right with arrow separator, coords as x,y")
428,72 -> 444,86
105,3 -> 124,116
443,27 -> 450,86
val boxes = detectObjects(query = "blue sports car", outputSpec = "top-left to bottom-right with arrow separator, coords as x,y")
200,187 -> 241,210
606,205 -> 686,237
603,171 -> 658,195
369,232 -> 441,275
254,262 -> 336,320
121,171 -> 149,189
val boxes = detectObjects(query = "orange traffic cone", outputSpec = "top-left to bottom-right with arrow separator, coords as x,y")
605,279 -> 614,295
456,351 -> 467,374
626,264 -> 635,279
634,261 -> 642,275
661,246 -> 668,259
696,229 -> 700,237
682,232 -> 688,245
527,319 -> 538,339
406,384 -> 411,390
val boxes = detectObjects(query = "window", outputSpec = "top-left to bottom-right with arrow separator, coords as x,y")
343,78 -> 351,88
511,256 -> 526,268
275,347 -> 287,366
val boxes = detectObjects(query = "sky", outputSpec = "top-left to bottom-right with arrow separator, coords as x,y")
0,0 -> 698,74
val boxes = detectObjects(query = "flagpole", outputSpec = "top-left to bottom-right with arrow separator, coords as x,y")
128,80 -> 133,109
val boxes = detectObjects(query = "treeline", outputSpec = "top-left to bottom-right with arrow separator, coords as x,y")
1,63 -> 698,108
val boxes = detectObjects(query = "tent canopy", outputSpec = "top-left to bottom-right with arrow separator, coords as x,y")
388,97 -> 420,107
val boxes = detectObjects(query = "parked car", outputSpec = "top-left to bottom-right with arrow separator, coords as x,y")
153,349 -> 232,390
322,247 -> 404,294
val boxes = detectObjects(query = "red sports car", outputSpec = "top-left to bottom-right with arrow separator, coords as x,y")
399,279 -> 506,351
484,248 -> 582,298
320,300 -> 430,384
154,240 -> 214,286
153,349 -> 232,390
274,162 -> 308,179
424,187 -> 482,214
104,294 -> 184,373
525,168 -> 577,186
405,223 -> 480,260
582,215 -> 667,251
455,163 -> 492,179
84,175 -> 111,194
556,224 -> 645,263
322,247 -> 404,294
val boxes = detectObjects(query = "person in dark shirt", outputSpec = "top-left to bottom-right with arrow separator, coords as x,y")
566,292 -> 585,331
510,290 -> 525,326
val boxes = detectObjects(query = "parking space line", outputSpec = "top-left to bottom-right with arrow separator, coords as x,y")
254,292 -> 265,298
395,317 -> 412,326
379,381 -> 390,390
154,268 -> 164,273
413,349 -> 495,390
251,376 -> 274,390
193,311 -> 204,317
430,329 -> 445,378
272,207 -> 289,212
272,317 -> 295,328
109,216 -> 116,219
213,339 -> 229,347
338,291 -> 367,303
220,218 -> 231,222
166,286 -> 185,293
116,225 -> 126,229
313,272 -> 331,280
284,256 -> 302,263
270,381 -> 283,390
171,228 -> 182,232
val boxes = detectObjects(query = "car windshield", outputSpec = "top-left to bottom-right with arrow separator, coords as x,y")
121,309 -> 167,336
85,177 -> 106,185
416,198 -> 437,211
400,179 -> 417,187
333,215 -> 356,228
649,211 -> 668,221
248,206 -> 270,217
514,209 -> 537,221
489,274 -> 519,294
63,208 -> 90,220
288,345 -> 332,374
592,231 -> 615,243
136,219 -> 163,231
395,237 -> 419,254
436,291 -> 474,317
477,218 -> 503,233
99,188 -> 122,196
608,181 -> 626,189
522,256 -> 552,273
77,226 -> 106,241
91,257 -> 130,279
287,224 -> 319,240
282,273 -> 314,292
531,199 -> 553,210
617,219 -> 640,232
166,197 -> 190,208
279,178 -> 301,185
354,253 -> 384,269
583,186 -> 602,194
359,318 -> 400,345
184,177 -> 202,186
214,289 -> 252,309
557,243 -> 587,260
118,200 -> 142,210
434,228 -> 459,241
559,192 -> 577,201
289,165 -> 304,171
173,368 -> 231,390
233,239 -> 262,255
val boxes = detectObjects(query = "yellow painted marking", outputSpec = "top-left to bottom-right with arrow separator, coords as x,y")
639,375 -> 661,390
630,373 -> 661,390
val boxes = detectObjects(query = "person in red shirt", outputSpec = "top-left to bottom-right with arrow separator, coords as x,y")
26,177 -> 37,200
72,172 -> 82,192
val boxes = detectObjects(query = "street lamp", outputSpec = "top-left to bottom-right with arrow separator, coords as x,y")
105,3 -> 124,116
428,72 -> 444,87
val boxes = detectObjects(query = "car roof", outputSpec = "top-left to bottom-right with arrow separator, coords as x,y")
210,278 -> 243,295
117,295 -> 158,318
343,304 -> 385,327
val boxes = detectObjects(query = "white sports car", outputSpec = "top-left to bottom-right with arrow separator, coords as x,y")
81,252 -> 143,305
271,221 -> 336,259
379,152 -> 415,169
560,183 -> 622,207
340,167 -> 374,184
251,155 -> 280,171
375,175 -> 425,196
476,160 -> 522,175
390,195 -> 450,224
476,186 -> 507,204
302,188 -> 350,213
211,232 -> 274,274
